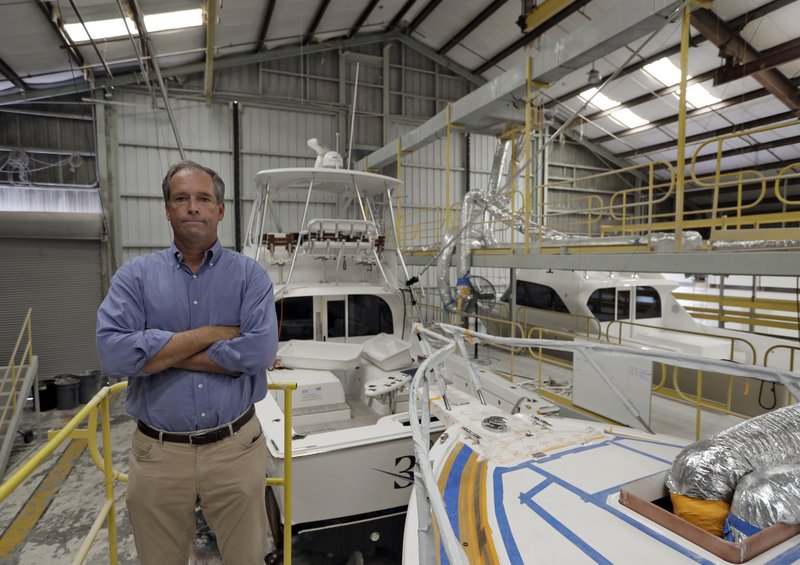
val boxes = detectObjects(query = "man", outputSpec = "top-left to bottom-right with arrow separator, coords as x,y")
97,161 -> 278,564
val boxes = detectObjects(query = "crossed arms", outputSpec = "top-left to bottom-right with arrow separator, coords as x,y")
142,325 -> 240,376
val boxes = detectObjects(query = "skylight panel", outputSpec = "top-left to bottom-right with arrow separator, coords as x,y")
64,17 -> 136,42
579,88 -> 650,129
643,57 -> 721,109
579,88 -> 618,111
610,108 -> 649,129
144,9 -> 203,33
685,83 -> 720,108
63,9 -> 203,42
643,58 -> 683,86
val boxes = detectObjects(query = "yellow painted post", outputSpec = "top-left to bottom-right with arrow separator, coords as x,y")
695,370 -> 703,441
674,2 -> 691,252
524,56 -> 533,254
101,397 -> 119,565
283,385 -> 294,565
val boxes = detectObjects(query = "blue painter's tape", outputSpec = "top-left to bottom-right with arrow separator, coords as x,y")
494,467 -> 524,564
440,443 -> 472,565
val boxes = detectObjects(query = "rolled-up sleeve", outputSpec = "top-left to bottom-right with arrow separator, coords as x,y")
206,262 -> 278,376
96,264 -> 174,377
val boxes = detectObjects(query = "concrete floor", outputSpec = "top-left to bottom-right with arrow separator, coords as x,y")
0,390 -> 400,565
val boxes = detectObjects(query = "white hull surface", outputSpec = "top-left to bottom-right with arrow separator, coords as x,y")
402,388 -> 800,564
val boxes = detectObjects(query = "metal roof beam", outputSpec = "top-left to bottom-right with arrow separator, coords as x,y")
0,32 -> 400,106
395,34 -> 485,86
406,0 -> 444,34
204,0 -> 217,104
253,0 -> 276,53
303,0 -> 332,45
618,111 -> 797,158
347,0 -> 380,39
438,0 -> 509,55
690,7 -> 800,115
474,0 -> 592,75
590,84 -> 793,144
388,0 -> 418,30
359,0 -> 684,171
0,57 -> 27,91
714,37 -> 800,86
545,0 -> 795,110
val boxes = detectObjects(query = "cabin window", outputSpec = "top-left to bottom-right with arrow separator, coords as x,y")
514,281 -> 569,313
635,286 -> 661,319
327,300 -> 346,338
587,288 -> 617,321
348,294 -> 394,337
276,296 -> 314,340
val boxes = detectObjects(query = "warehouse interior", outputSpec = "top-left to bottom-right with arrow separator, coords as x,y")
0,0 -> 799,563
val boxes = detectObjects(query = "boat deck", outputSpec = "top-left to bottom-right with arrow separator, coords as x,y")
294,396 -> 382,435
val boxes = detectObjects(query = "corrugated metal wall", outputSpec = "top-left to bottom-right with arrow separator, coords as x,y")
0,238 -> 102,379
112,40 -> 475,263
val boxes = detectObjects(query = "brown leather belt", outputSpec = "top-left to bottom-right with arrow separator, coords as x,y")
137,405 -> 255,445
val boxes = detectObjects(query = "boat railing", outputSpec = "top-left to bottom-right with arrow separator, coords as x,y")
605,319 -> 757,364
515,305 -> 604,341
0,381 -> 298,565
409,323 -> 800,562
673,291 -> 800,337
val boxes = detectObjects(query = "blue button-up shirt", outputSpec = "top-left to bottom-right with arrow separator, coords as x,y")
96,240 -> 278,431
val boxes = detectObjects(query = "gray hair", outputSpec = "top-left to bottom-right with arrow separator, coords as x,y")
161,161 -> 225,203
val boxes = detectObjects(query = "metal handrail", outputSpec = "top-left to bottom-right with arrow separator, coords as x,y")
0,381 -> 297,565
0,308 -> 33,430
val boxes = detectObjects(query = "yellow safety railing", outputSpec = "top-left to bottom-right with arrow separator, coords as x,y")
764,344 -> 800,405
395,120 -> 800,255
1,308 -> 33,432
0,381 -> 297,565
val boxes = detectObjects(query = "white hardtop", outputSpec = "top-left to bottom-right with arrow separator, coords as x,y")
275,283 -> 396,298
516,268 -> 679,291
254,167 -> 402,197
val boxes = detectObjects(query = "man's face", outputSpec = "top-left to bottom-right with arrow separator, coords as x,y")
165,168 -> 224,249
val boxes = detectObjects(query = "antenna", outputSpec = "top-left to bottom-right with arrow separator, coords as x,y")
346,61 -> 360,170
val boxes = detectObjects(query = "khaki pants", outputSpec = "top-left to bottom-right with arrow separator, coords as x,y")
126,415 -> 268,565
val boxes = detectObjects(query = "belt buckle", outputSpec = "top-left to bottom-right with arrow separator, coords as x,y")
188,431 -> 214,445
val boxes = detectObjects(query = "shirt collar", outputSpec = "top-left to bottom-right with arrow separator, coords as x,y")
170,239 -> 223,268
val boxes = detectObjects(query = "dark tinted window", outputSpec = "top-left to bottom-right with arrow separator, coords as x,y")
276,296 -> 314,340
635,286 -> 661,319
515,281 -> 569,313
587,288 -> 616,321
328,300 -> 346,338
348,295 -> 394,337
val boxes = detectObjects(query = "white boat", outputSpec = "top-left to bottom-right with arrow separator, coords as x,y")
401,324 -> 800,564
244,147 -> 554,557
490,268 -> 798,370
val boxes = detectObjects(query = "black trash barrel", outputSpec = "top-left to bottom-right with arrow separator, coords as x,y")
54,375 -> 79,410
37,378 -> 57,411
77,370 -> 103,404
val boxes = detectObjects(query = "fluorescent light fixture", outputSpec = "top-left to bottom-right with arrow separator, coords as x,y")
63,8 -> 203,42
579,88 -> 650,129
64,17 -> 136,42
144,9 -> 203,33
